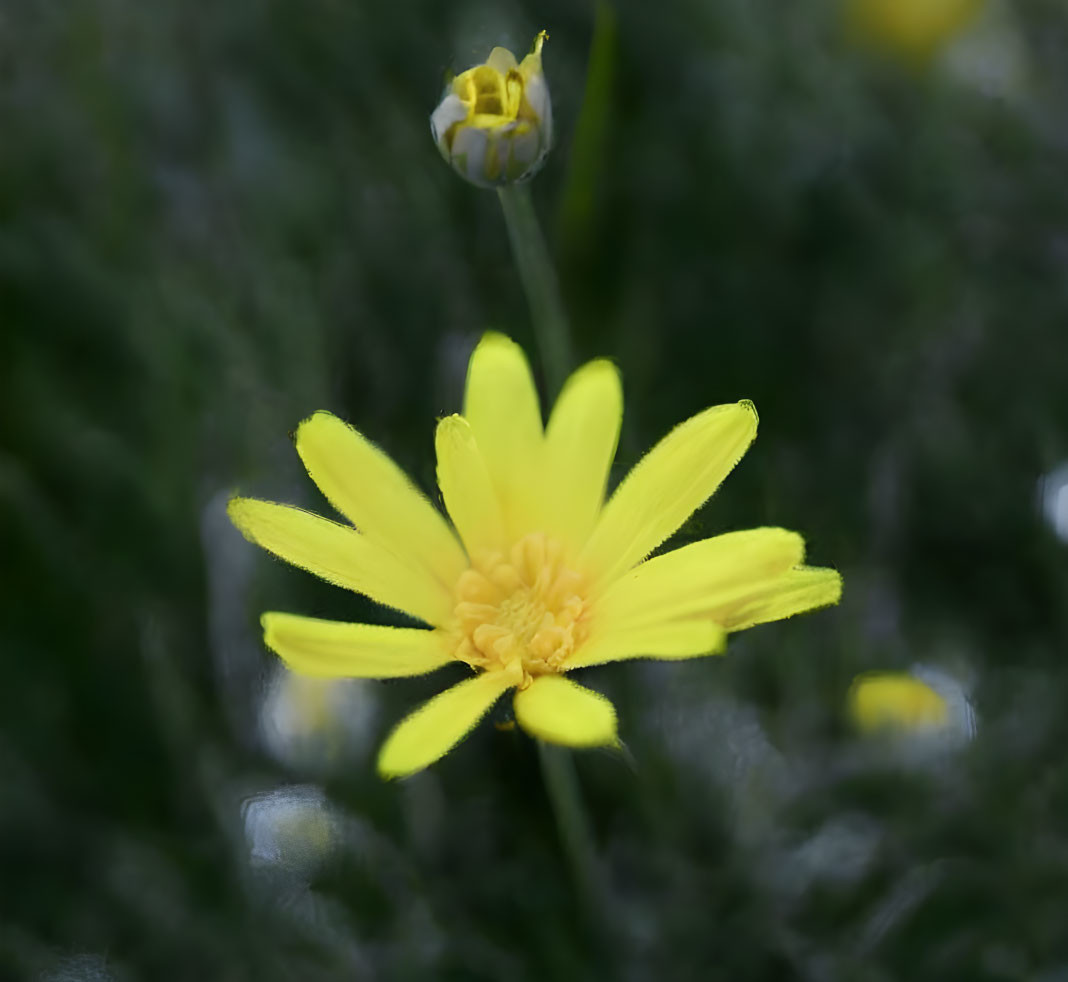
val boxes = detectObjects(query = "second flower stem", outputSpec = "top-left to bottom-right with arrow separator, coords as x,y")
496,184 -> 573,398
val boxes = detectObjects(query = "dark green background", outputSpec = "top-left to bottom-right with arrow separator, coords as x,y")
4,1 -> 1068,979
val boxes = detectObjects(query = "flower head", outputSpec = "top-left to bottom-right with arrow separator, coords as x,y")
430,32 -> 552,188
229,335 -> 842,778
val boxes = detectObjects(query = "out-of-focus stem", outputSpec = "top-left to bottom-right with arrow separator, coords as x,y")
496,184 -> 572,397
537,740 -> 601,911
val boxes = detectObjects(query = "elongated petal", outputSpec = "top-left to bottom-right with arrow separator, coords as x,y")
513,675 -> 618,747
296,411 -> 466,589
435,415 -> 506,557
593,528 -> 805,629
543,359 -> 623,552
462,333 -> 544,539
228,498 -> 454,626
567,620 -> 726,670
711,565 -> 843,632
262,613 -> 454,678
580,401 -> 758,587
377,671 -> 513,778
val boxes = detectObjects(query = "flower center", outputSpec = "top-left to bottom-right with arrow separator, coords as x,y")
459,66 -> 524,128
452,533 -> 589,686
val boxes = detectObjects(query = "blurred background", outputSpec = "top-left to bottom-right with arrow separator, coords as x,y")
3,0 -> 1068,978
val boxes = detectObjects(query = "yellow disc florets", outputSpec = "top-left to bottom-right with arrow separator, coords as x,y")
452,532 -> 589,686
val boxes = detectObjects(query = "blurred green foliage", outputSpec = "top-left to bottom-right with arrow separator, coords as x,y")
3,0 -> 1068,979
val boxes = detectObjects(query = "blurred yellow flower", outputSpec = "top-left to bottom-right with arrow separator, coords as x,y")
259,666 -> 376,771
847,0 -> 983,58
430,32 -> 552,188
848,672 -> 950,733
230,335 -> 841,778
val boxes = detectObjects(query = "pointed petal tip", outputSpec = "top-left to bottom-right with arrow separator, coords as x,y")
295,409 -> 341,437
293,411 -> 356,468
735,398 -> 759,433
793,564 -> 844,607
376,756 -> 405,781
474,330 -> 517,353
435,412 -> 470,436
819,567 -> 845,606
519,30 -> 549,76
564,356 -> 622,392
468,332 -> 536,375
260,611 -> 291,656
226,495 -> 258,536
375,736 -> 421,781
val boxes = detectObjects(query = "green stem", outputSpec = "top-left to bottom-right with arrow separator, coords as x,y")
537,740 -> 600,910
496,184 -> 573,397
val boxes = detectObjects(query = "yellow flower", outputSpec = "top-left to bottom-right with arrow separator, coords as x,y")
848,672 -> 950,733
229,335 -> 842,778
847,0 -> 983,58
430,32 -> 552,188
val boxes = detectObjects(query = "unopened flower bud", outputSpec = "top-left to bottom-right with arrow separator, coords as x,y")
430,31 -> 552,188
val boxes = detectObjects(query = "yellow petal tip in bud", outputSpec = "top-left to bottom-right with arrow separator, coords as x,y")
431,31 -> 553,189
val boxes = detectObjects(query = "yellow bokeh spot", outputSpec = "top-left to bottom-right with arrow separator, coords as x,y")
848,672 -> 950,734
847,0 -> 983,58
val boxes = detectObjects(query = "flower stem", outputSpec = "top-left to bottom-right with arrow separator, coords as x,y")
537,740 -> 600,911
496,184 -> 573,397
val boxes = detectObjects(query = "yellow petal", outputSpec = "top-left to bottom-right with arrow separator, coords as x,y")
462,333 -> 544,540
228,497 -> 454,626
712,566 -> 843,632
295,411 -> 466,590
566,620 -> 726,670
543,358 -> 623,552
435,415 -> 506,557
513,675 -> 618,747
377,671 -> 513,778
485,45 -> 518,75
593,528 -> 805,629
579,401 -> 758,588
262,613 -> 454,678
848,672 -> 949,733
